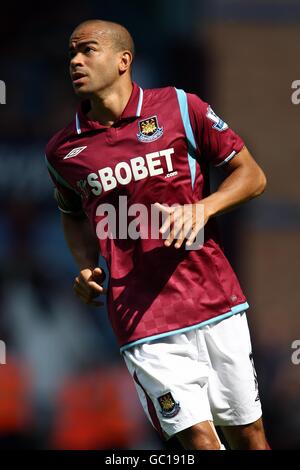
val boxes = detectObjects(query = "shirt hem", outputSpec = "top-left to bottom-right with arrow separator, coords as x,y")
119,301 -> 249,353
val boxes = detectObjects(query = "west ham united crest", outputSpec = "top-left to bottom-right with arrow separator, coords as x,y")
137,115 -> 163,142
158,392 -> 180,418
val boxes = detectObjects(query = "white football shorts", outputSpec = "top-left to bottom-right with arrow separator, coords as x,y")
123,312 -> 262,439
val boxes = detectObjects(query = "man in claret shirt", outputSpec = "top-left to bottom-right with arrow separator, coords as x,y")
45,19 -> 270,450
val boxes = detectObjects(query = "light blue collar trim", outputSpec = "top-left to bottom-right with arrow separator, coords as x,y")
136,87 -> 144,117
75,112 -> 81,134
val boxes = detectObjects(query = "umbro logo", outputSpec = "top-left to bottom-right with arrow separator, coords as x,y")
63,146 -> 87,159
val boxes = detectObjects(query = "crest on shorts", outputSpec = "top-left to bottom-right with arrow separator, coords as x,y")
137,115 -> 163,142
158,392 -> 180,418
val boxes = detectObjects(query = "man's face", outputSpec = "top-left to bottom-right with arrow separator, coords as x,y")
69,26 -> 120,97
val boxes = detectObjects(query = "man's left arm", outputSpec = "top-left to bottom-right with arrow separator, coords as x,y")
156,92 -> 267,248
200,145 -> 267,220
156,146 -> 266,248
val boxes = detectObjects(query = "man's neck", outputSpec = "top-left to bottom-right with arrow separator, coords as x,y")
87,81 -> 133,126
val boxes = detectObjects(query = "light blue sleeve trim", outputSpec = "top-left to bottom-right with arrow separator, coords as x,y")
57,207 -> 81,215
215,150 -> 237,167
120,301 -> 249,353
45,155 -> 79,194
175,88 -> 198,190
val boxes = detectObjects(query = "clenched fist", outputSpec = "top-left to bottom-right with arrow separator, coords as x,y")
73,267 -> 107,306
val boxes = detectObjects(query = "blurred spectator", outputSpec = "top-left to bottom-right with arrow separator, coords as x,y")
0,357 -> 36,448
50,365 -> 158,450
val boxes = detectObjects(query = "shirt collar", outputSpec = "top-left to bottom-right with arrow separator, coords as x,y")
75,82 -> 143,134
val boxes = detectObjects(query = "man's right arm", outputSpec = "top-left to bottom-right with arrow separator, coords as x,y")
45,148 -> 106,306
61,212 -> 99,271
61,212 -> 106,307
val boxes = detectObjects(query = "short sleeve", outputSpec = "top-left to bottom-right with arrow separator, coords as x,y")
187,93 -> 245,167
45,154 -> 84,216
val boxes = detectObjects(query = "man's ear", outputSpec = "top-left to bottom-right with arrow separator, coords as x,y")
119,51 -> 132,73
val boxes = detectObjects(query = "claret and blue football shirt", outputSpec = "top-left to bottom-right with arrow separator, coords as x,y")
45,82 -> 249,351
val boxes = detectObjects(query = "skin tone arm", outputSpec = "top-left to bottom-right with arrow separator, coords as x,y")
199,146 -> 267,217
156,146 -> 267,248
61,212 -> 106,306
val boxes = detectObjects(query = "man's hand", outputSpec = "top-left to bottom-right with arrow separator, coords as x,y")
73,267 -> 107,306
154,202 -> 209,249
155,147 -> 267,250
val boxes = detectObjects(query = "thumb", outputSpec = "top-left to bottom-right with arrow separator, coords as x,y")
92,267 -> 106,282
